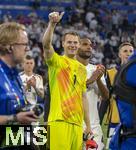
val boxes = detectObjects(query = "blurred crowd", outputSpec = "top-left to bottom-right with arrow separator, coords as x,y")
0,0 -> 136,78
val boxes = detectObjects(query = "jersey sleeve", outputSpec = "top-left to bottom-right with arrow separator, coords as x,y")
101,74 -> 107,86
82,68 -> 87,93
46,52 -> 67,68
36,75 -> 44,89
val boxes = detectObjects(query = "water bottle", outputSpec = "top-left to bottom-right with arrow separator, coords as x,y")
84,133 -> 98,150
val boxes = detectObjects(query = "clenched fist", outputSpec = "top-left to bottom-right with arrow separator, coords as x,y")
86,64 -> 105,86
26,76 -> 36,89
49,11 -> 64,24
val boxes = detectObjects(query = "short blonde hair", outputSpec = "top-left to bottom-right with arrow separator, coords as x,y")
61,31 -> 80,42
119,42 -> 134,52
0,22 -> 26,51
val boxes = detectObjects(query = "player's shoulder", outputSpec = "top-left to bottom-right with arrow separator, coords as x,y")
19,71 -> 25,77
33,73 -> 43,80
76,60 -> 87,71
87,63 -> 96,68
86,63 -> 97,70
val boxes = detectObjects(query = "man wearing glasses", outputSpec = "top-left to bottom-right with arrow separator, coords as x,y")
0,22 -> 38,124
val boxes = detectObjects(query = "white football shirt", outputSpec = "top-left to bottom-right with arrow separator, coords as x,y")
20,72 -> 44,105
86,63 -> 106,125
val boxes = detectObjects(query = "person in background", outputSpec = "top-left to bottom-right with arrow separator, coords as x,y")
105,42 -> 134,149
76,37 -> 109,150
42,11 -> 91,150
20,55 -> 44,105
110,49 -> 136,150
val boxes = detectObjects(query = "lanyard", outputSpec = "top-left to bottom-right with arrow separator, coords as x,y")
0,64 -> 27,105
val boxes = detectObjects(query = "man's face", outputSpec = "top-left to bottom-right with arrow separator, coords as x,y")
12,30 -> 29,64
119,45 -> 134,64
23,58 -> 35,73
77,38 -> 92,59
62,34 -> 80,58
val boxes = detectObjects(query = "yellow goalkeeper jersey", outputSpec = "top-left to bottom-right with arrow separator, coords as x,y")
46,52 -> 87,126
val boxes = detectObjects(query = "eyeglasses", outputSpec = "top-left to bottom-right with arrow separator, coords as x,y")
12,43 -> 29,46
11,43 -> 29,50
